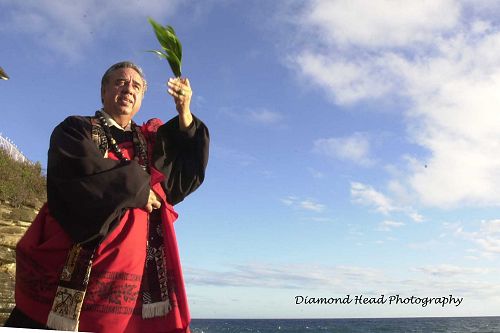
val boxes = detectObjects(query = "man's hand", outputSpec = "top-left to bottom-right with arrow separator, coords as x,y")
167,77 -> 193,131
144,189 -> 162,213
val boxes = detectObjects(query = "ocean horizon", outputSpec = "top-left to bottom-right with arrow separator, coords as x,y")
190,316 -> 500,333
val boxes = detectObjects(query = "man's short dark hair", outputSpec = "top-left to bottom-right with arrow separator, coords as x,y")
101,61 -> 147,103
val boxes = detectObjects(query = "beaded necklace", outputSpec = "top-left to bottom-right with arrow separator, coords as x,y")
95,110 -> 149,172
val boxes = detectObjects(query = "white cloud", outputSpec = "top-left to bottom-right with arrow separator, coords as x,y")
414,264 -> 491,277
185,263 -> 386,291
0,0 -> 180,61
457,219 -> 500,255
407,210 -> 424,223
248,108 -> 284,125
220,107 -> 284,127
281,196 -> 298,206
303,216 -> 335,223
303,0 -> 460,48
314,133 -> 374,166
299,199 -> 326,212
308,168 -> 325,179
211,143 -> 257,167
281,196 -> 326,213
294,53 -> 394,104
184,262 -> 500,303
287,0 -> 500,208
378,220 -> 405,231
350,182 -> 425,223
350,182 -> 395,214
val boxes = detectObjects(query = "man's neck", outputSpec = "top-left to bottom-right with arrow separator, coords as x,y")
114,117 -> 131,129
101,110 -> 132,131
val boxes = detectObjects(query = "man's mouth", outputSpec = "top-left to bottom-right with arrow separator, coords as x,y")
118,96 -> 133,105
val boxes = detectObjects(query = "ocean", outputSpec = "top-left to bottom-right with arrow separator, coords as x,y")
190,317 -> 500,333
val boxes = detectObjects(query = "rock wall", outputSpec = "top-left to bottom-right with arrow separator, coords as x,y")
0,203 -> 36,325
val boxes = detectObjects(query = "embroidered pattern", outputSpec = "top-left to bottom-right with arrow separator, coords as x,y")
47,244 -> 94,330
60,245 -> 82,281
51,287 -> 85,320
86,281 -> 139,305
154,247 -> 169,300
91,271 -> 142,282
82,303 -> 139,315
90,118 -> 109,157
141,210 -> 172,318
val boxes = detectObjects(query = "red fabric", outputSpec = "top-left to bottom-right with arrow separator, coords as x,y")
141,118 -> 163,163
15,126 -> 191,332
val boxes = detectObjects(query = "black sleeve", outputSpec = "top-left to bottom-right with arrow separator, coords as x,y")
152,115 -> 210,205
47,116 -> 151,244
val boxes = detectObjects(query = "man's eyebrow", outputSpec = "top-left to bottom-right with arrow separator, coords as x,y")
115,77 -> 143,87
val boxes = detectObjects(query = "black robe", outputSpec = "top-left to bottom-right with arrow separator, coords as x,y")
47,114 -> 209,244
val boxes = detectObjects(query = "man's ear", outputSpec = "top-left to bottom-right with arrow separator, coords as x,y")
101,87 -> 105,104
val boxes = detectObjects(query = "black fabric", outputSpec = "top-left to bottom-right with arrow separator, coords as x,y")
4,306 -> 48,329
109,125 -> 133,143
47,115 -> 209,244
153,115 -> 210,205
47,116 -> 151,244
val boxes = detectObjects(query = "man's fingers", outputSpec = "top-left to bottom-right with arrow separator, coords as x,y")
152,200 -> 161,209
168,88 -> 183,98
145,189 -> 162,212
167,78 -> 192,98
144,201 -> 160,213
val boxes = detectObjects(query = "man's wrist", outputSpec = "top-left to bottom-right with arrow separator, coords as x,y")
179,111 -> 194,132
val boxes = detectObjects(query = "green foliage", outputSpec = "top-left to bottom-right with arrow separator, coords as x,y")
0,66 -> 9,80
0,148 -> 46,208
147,17 -> 183,77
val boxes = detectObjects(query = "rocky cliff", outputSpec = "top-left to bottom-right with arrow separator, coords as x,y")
0,202 -> 37,325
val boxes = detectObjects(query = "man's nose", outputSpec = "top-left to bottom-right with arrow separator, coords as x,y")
123,80 -> 134,93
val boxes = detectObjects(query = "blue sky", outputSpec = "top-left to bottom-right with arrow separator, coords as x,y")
2,0 -> 500,319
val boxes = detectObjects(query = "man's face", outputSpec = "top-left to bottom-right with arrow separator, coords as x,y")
101,67 -> 145,122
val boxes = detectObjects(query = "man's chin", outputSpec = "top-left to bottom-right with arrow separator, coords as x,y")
115,107 -> 134,116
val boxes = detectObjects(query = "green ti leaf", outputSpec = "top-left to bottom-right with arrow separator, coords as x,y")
0,67 -> 9,80
147,17 -> 182,77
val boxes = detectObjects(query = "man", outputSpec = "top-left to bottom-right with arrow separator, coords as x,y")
5,61 -> 209,332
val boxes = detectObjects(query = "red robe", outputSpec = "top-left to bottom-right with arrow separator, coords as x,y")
12,115 -> 209,332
